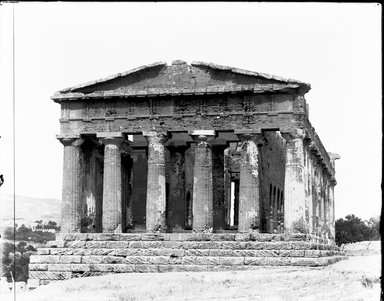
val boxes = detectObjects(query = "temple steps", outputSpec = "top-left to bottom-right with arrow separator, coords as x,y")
29,233 -> 347,284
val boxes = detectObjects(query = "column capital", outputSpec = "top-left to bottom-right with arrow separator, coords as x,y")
189,130 -> 216,142
282,129 -> 307,141
143,131 -> 170,144
234,131 -> 265,146
97,132 -> 124,146
57,134 -> 84,147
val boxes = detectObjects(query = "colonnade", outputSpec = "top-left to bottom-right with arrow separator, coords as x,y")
58,129 -> 336,237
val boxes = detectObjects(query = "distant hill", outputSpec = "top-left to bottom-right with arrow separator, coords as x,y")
0,193 -> 60,226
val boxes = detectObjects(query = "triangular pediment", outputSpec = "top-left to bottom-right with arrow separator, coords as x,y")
52,61 -> 310,102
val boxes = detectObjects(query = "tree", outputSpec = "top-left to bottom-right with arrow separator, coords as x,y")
1,242 -> 37,282
335,214 -> 381,246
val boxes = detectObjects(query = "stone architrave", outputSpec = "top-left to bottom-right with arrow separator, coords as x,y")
190,130 -> 215,232
143,131 -> 169,233
282,129 -> 307,233
97,132 -> 124,233
58,135 -> 84,233
235,132 -> 262,232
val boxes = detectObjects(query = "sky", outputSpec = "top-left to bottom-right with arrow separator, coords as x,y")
0,2 -> 381,220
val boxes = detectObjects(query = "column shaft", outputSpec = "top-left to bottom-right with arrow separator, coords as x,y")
238,137 -> 260,232
192,131 -> 215,232
283,131 -> 306,233
144,131 -> 168,232
60,137 -> 84,233
99,134 -> 124,233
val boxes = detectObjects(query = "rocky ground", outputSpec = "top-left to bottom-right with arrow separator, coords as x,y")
2,253 -> 381,301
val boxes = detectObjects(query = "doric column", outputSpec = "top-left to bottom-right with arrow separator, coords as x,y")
235,132 -> 262,232
329,182 -> 336,239
143,131 -> 169,233
97,132 -> 124,233
58,135 -> 84,233
282,129 -> 306,233
328,153 -> 340,241
191,130 -> 215,232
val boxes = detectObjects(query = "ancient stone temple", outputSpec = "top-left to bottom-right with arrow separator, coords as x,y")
29,61 -> 344,283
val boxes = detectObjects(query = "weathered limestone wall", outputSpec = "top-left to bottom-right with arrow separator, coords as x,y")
58,92 -> 304,136
259,131 -> 286,233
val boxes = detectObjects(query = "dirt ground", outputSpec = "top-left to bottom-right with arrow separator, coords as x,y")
2,254 -> 381,301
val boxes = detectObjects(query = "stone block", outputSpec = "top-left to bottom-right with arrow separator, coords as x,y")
104,241 -> 130,249
263,242 -> 292,250
129,241 -> 163,249
180,256 -> 197,265
185,249 -> 210,256
59,256 -> 82,264
209,249 -> 234,257
304,250 -> 321,258
66,241 -> 86,248
90,233 -> 114,241
210,233 -> 235,241
108,249 -> 138,256
85,241 -> 107,248
73,248 -> 92,256
158,265 -> 207,273
134,249 -> 153,256
119,234 -> 143,241
234,233 -> 251,241
163,241 -> 183,248
29,271 -> 72,280
244,257 -> 267,265
134,265 -> 159,273
152,249 -> 185,257
63,233 -> 77,241
30,255 -> 60,264
141,233 -> 166,241
37,248 -> 50,255
50,248 -> 74,255
111,265 -> 136,273
182,242 -> 210,249
123,256 -> 148,264
75,233 -> 89,241
168,257 -> 183,265
91,249 -> 114,256
101,256 -> 125,264
48,264 -> 72,272
46,241 -> 65,248
193,257 -> 221,265
29,264 -> 48,271
70,264 -> 91,272
291,242 -> 310,250
147,256 -> 170,265
81,256 -> 104,264
278,250 -> 305,257
218,257 -> 244,265
232,250 -> 258,257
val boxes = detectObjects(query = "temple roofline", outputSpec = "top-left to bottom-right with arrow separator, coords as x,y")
51,61 -> 311,102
